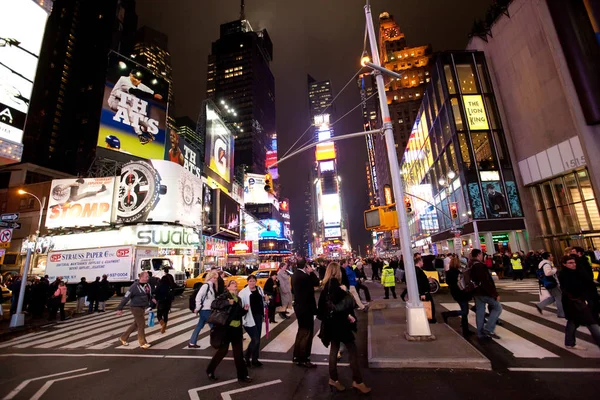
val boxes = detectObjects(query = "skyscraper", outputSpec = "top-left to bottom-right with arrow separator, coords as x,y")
379,12 -> 432,158
22,0 -> 137,175
358,72 -> 381,206
206,1 -> 275,175
175,115 -> 204,166
131,26 -> 174,118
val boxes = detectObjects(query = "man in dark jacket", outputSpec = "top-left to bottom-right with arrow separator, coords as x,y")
75,277 -> 88,314
291,258 -> 320,368
470,249 -> 502,340
98,275 -> 111,312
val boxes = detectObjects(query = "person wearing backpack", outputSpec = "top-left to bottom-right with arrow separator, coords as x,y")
441,256 -> 474,337
470,249 -> 502,340
535,252 -> 565,318
188,271 -> 218,348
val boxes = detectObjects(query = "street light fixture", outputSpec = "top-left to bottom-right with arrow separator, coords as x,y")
10,190 -> 46,328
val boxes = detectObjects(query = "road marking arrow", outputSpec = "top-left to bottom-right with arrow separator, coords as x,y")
2,368 -> 87,400
30,369 -> 109,400
221,380 -> 282,400
188,379 -> 238,400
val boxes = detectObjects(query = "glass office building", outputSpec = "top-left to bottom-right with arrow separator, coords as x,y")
400,51 -> 527,255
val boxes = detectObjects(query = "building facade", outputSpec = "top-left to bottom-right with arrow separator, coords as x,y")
401,51 -> 527,256
467,0 -> 600,255
131,26 -> 174,118
206,10 -> 275,176
22,0 -> 137,175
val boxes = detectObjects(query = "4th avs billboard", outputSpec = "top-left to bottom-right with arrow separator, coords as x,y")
97,52 -> 169,159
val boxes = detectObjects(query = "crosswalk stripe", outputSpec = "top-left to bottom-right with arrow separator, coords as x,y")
28,319 -> 135,349
441,303 -> 559,359
262,320 -> 298,353
53,312 -> 118,330
504,302 -> 564,324
156,326 -> 210,350
123,317 -> 199,350
54,312 -> 114,328
62,309 -> 192,349
0,331 -> 48,347
87,309 -> 193,350
498,308 -> 600,358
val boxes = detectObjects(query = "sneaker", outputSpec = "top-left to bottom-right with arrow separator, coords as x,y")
487,332 -> 501,339
188,344 -> 200,348
140,343 -> 151,349
566,344 -> 586,351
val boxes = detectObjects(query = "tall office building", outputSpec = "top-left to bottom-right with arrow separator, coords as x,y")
358,72 -> 381,207
379,12 -> 432,158
175,116 -> 204,165
308,76 -> 334,134
22,0 -> 137,175
206,1 -> 275,175
131,26 -> 174,118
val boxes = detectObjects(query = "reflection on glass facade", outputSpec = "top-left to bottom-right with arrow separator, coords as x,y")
401,52 -> 524,241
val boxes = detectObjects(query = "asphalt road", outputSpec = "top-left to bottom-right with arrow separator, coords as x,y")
1,277 -> 599,400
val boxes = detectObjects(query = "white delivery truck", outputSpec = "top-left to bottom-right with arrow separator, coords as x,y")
45,245 -> 186,298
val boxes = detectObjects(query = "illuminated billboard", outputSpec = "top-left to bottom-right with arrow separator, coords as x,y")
218,190 -> 240,237
114,160 -> 203,227
164,128 -> 202,177
463,95 -> 489,131
46,177 -> 116,229
228,240 -> 253,255
321,193 -> 341,227
96,52 -> 169,159
265,150 -> 278,180
244,173 -> 271,205
0,0 -> 48,163
316,141 -> 336,161
205,103 -> 233,184
319,160 -> 335,173
324,227 -> 342,238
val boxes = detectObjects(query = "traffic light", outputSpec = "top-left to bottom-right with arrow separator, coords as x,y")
450,202 -> 458,219
404,197 -> 413,214
264,173 -> 272,193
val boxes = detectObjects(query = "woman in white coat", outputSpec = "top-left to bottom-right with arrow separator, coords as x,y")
277,263 -> 292,319
239,275 -> 268,367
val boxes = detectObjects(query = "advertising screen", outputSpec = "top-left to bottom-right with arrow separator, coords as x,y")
202,183 -> 215,233
227,240 -> 253,255
218,190 -> 240,237
244,173 -> 276,205
96,52 -> 169,159
259,219 -> 283,238
265,150 -> 278,180
205,103 -> 233,184
114,160 -> 203,227
463,95 -> 489,131
46,177 -> 116,229
164,128 -> 202,177
324,227 -> 342,238
0,0 -> 48,159
321,194 -> 341,227
316,141 -> 336,161
319,160 -> 335,173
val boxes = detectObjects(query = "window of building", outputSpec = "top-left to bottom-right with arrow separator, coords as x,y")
471,131 -> 495,170
458,133 -> 472,170
450,98 -> 464,131
444,65 -> 456,95
19,198 -> 35,210
477,63 -> 490,93
456,64 -> 478,94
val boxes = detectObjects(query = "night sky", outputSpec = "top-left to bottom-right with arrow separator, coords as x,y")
135,0 -> 493,252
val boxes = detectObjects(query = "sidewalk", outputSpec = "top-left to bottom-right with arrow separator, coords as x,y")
365,281 -> 491,370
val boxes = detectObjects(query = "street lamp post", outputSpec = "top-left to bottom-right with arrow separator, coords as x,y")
363,2 -> 431,337
10,190 -> 46,328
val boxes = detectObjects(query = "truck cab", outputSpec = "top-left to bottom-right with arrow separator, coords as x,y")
138,258 -> 186,294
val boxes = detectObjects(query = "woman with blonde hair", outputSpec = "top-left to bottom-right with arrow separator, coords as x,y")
317,262 -> 370,394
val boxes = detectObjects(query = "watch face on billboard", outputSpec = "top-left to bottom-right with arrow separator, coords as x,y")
205,103 -> 233,184
114,160 -> 202,227
46,177 -> 116,229
96,52 -> 169,159
0,0 -> 48,157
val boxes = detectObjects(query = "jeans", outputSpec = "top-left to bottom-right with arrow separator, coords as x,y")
474,296 -> 502,337
536,286 -> 565,318
88,300 -> 98,313
565,320 -> 600,348
120,306 -> 147,345
244,313 -> 263,362
189,310 -> 213,345
293,311 -> 314,362
329,339 -> 362,383
207,325 -> 248,379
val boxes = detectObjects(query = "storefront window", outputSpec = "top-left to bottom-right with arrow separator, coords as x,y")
531,186 -> 550,235
444,65 -> 456,94
450,98 -> 464,131
564,173 -> 581,202
541,181 -> 562,233
477,63 -> 490,93
456,64 -> 478,94
440,106 -> 452,145
493,131 -> 510,168
471,132 -> 495,170
577,170 -> 595,200
448,143 -> 458,173
585,200 -> 600,230
458,133 -> 472,170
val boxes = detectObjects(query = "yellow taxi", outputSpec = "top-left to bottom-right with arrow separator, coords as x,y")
185,271 -> 248,290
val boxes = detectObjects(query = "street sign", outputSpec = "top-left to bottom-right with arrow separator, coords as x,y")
9,222 -> 21,229
0,228 -> 13,244
1,213 -> 19,222
0,222 -> 9,228
0,243 -> 8,249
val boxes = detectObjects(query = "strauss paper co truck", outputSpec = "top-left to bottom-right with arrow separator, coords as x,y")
45,245 -> 186,298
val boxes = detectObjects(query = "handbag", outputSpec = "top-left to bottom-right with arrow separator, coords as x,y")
148,311 -> 155,327
423,300 -> 433,320
207,308 -> 230,326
